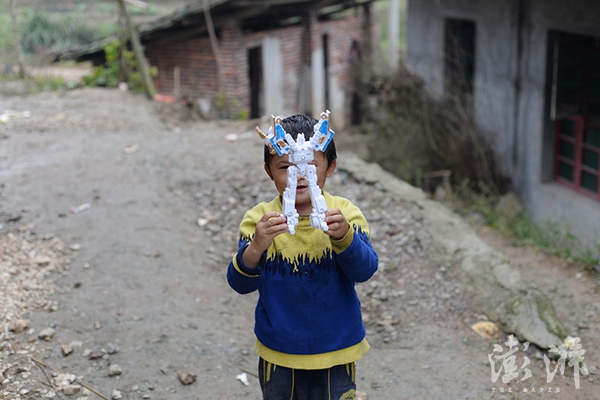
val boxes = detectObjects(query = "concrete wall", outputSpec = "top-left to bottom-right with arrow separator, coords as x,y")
406,0 -> 600,248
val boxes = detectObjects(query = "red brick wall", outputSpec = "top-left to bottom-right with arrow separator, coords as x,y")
146,37 -> 218,100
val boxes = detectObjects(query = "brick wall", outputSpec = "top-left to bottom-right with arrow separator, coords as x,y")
146,37 -> 218,101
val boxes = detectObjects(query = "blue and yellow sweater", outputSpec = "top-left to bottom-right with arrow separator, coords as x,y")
227,192 -> 378,370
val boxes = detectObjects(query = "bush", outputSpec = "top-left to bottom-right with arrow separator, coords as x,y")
82,39 -> 157,94
361,64 -> 507,196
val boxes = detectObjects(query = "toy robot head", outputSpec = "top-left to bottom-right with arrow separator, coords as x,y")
261,114 -> 337,170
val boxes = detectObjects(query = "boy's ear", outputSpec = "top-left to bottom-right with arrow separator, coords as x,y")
264,164 -> 274,180
326,160 -> 337,177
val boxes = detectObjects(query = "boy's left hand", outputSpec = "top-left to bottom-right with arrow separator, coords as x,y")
325,208 -> 350,240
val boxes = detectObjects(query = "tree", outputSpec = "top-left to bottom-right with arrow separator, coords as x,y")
8,0 -> 26,78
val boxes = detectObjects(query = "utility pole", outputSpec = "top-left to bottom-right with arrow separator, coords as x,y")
8,0 -> 26,78
117,0 -> 156,99
388,0 -> 400,70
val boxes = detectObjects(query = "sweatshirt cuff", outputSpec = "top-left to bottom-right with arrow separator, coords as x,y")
330,227 -> 354,253
233,245 -> 263,277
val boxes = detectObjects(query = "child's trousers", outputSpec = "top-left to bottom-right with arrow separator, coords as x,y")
258,357 -> 357,400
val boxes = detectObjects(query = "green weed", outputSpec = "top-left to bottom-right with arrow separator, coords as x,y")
455,187 -> 600,272
82,39 -> 157,94
28,75 -> 81,92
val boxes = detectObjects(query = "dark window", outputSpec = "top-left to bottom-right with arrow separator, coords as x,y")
444,19 -> 476,98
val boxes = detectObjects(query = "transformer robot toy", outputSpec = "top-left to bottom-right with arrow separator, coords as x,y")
255,110 -> 335,235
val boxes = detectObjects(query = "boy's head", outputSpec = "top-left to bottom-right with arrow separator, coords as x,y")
263,114 -> 337,173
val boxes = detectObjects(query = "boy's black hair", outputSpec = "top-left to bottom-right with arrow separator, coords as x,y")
263,114 -> 337,170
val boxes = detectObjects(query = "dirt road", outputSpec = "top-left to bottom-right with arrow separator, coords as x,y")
1,85 -> 599,400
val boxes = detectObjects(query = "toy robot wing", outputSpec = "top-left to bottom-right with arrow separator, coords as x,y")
310,110 -> 335,153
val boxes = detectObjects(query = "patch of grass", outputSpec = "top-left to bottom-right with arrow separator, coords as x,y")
454,185 -> 600,272
28,74 -> 81,92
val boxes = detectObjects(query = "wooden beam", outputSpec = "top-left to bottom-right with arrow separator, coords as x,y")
117,0 -> 156,99
202,0 -> 224,93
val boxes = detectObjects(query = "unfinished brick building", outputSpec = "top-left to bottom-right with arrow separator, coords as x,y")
60,0 -> 378,127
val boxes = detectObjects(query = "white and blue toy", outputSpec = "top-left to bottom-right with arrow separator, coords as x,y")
256,110 -> 335,235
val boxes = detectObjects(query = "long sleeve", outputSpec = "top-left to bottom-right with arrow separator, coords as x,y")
226,242 -> 264,294
331,227 -> 378,282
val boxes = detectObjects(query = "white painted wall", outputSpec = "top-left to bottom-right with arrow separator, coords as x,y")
311,48 -> 326,117
262,36 -> 292,117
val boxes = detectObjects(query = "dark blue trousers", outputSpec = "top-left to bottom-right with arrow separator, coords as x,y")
258,357 -> 357,400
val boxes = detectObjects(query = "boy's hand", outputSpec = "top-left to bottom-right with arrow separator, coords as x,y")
325,209 -> 350,240
243,212 -> 288,268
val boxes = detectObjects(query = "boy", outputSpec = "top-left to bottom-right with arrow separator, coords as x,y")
227,114 -> 378,400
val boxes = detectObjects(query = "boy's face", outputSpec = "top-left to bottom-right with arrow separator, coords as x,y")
265,151 -> 336,214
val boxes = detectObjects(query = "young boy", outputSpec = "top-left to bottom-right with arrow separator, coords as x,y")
227,114 -> 378,400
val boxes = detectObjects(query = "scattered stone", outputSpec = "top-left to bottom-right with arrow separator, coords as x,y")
35,256 -> 52,266
61,343 -> 74,356
177,371 -> 196,385
89,350 -> 105,360
54,373 -> 77,390
0,229 -> 74,340
111,389 -> 123,400
62,384 -> 81,395
6,214 -> 22,222
108,364 -> 122,377
38,327 -> 55,341
9,319 -> 30,333
471,321 -> 502,340
107,343 -> 120,354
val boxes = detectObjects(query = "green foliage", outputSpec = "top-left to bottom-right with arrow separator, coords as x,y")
215,92 -> 248,120
0,1 -> 16,64
82,39 -> 157,94
96,21 -> 119,39
83,40 -> 123,88
19,8 -> 97,55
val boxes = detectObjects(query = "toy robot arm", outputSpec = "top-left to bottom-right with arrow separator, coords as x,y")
282,166 -> 299,235
306,164 -> 329,231
255,115 -> 290,156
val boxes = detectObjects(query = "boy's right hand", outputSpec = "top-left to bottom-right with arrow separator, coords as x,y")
242,212 -> 288,268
